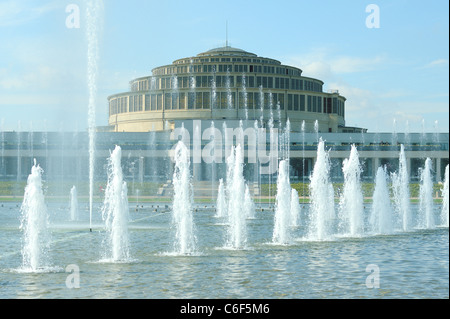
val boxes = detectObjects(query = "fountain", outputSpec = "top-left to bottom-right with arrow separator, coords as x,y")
172,141 -> 197,255
209,121 -> 217,203
290,188 -> 300,227
338,145 -> 364,236
392,118 -> 398,146
101,145 -> 130,262
301,120 -> 306,193
20,159 -> 50,271
242,74 -> 249,121
215,178 -> 227,218
391,145 -> 411,231
211,70 -> 217,110
259,85 -> 264,126
370,166 -> 394,234
226,145 -> 247,249
273,160 -> 292,244
268,95 -> 274,209
86,0 -> 102,232
307,138 -> 335,240
244,184 -> 255,219
418,158 -> 435,229
442,164 -> 449,227
314,120 -> 319,142
226,68 -> 232,110
69,185 -> 79,221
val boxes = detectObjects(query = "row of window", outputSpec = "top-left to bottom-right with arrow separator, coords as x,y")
174,57 -> 279,66
109,92 -> 345,117
131,75 -> 323,93
151,64 -> 301,77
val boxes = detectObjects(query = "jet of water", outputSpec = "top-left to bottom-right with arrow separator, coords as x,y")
20,159 -> 50,271
172,141 -> 197,254
86,0 -> 103,232
244,184 -> 256,219
70,186 -> 79,221
226,145 -> 247,249
307,138 -> 335,240
391,145 -> 411,231
290,188 -> 301,227
338,145 -> 364,236
370,166 -> 394,234
101,146 -> 130,262
215,178 -> 227,218
273,160 -> 292,244
418,158 -> 435,229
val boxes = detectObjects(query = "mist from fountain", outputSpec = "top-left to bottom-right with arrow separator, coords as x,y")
209,121 -> 217,202
172,141 -> 197,255
391,144 -> 411,231
307,138 -> 335,241
259,85 -> 264,126
338,145 -> 364,237
215,178 -> 227,218
268,94 -> 274,209
70,186 -> 79,221
420,119 -> 426,145
405,120 -> 410,146
433,120 -> 440,144
370,166 -> 394,234
211,70 -> 217,110
149,127 -> 157,186
418,158 -> 435,229
290,188 -> 300,227
441,164 -> 449,227
314,120 -> 319,142
301,120 -> 306,191
101,145 -> 130,262
242,74 -> 248,121
226,68 -> 232,110
20,159 -> 50,271
244,184 -> 256,219
392,118 -> 398,146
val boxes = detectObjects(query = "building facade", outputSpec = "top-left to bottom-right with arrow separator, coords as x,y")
1,131 -> 448,196
107,46 -> 356,133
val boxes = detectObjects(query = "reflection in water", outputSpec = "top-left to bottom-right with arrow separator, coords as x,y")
220,252 -> 252,298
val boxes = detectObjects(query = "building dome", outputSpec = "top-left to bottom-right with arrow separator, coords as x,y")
107,47 -> 356,133
197,46 -> 257,57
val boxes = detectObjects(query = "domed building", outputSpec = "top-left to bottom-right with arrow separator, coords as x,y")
107,46 -> 363,133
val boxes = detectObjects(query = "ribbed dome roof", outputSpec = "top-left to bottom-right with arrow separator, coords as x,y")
197,46 -> 257,57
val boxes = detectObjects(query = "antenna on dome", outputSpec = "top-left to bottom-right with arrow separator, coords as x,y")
226,20 -> 228,47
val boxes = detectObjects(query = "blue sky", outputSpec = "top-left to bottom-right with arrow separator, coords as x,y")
0,0 -> 448,133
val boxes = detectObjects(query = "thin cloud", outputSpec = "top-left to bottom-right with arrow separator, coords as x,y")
0,0 -> 60,27
421,59 -> 449,69
283,49 -> 388,79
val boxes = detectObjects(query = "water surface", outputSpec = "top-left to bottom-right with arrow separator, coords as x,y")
0,201 -> 448,299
